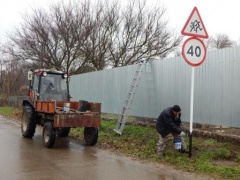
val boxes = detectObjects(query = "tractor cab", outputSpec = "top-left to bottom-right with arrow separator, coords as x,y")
28,69 -> 69,102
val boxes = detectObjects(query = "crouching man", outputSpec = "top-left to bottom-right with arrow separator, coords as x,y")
156,105 -> 187,157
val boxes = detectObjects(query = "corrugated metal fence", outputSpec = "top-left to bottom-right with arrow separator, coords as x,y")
70,46 -> 240,128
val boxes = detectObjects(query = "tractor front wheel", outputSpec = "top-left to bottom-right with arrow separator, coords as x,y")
84,127 -> 98,146
21,105 -> 36,138
43,122 -> 56,148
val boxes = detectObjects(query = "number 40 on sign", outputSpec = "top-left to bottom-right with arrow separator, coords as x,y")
182,37 -> 206,67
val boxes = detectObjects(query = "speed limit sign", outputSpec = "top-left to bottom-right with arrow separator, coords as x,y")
182,37 -> 206,66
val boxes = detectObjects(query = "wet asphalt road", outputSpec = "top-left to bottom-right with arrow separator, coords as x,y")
0,116 -> 212,180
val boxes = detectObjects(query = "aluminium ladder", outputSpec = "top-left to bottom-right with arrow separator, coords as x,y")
114,61 -> 146,135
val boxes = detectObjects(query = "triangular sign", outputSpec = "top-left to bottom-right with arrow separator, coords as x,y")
181,7 -> 208,38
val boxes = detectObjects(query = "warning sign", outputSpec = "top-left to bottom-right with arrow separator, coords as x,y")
181,7 -> 208,39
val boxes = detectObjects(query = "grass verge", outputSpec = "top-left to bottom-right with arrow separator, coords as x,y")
0,106 -> 21,117
71,118 -> 240,180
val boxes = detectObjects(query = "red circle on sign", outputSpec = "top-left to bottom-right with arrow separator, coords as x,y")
182,37 -> 206,66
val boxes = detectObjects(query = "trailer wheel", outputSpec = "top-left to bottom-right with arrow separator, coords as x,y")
84,127 -> 98,146
57,127 -> 71,137
21,105 -> 36,138
43,122 -> 56,148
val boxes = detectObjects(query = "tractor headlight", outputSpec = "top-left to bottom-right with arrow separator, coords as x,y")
43,72 -> 47,76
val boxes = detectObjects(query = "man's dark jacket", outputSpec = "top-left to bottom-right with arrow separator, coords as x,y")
156,107 -> 182,138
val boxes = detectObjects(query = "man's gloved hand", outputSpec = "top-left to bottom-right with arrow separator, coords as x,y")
180,131 -> 186,136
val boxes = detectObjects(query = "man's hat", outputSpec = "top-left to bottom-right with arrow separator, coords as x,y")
172,105 -> 181,112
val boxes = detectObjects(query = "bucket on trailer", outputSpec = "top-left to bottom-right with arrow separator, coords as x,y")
174,137 -> 182,150
63,103 -> 70,113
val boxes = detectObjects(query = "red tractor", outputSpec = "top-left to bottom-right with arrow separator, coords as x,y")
22,69 -> 101,148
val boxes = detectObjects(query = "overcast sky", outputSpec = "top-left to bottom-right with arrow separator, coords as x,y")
0,0 -> 239,42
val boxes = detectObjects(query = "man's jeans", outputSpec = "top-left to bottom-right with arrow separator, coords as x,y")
156,133 -> 186,155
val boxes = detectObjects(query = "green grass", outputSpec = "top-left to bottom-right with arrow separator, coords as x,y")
236,153 -> 240,162
70,119 -> 240,180
0,106 -> 21,117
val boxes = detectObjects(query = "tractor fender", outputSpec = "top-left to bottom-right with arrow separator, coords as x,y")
22,98 -> 34,109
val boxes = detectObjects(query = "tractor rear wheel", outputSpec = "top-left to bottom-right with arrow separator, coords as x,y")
43,122 -> 56,148
84,127 -> 98,146
57,127 -> 71,137
21,105 -> 36,138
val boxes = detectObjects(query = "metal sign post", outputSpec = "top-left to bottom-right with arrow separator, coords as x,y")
181,7 -> 208,158
189,67 -> 195,157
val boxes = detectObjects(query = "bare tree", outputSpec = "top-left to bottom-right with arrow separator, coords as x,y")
206,33 -> 235,50
107,0 -> 183,67
0,57 -> 28,100
2,1 -> 91,73
1,0 -> 183,73
78,0 -> 119,70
